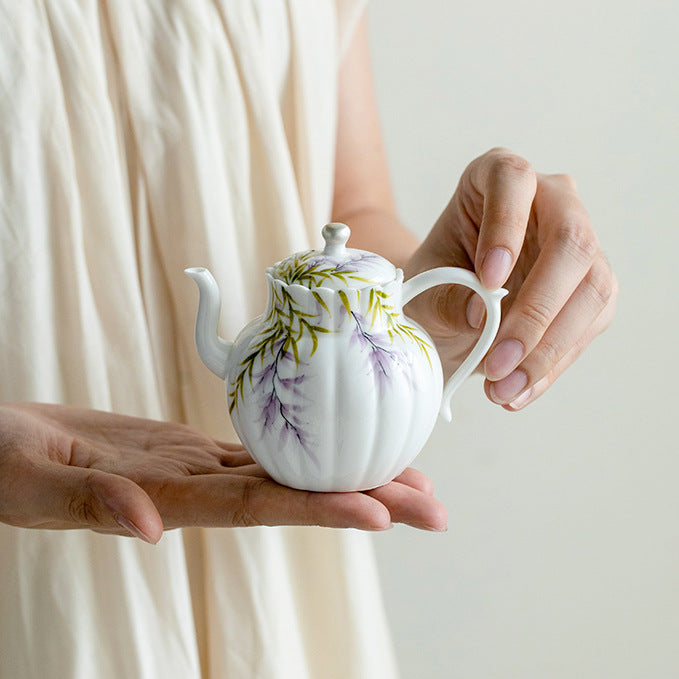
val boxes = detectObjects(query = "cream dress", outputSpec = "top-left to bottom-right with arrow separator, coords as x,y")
0,2 -> 399,677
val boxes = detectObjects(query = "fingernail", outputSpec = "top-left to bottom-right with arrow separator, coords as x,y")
489,369 -> 528,403
466,294 -> 485,329
481,248 -> 512,289
511,376 -> 549,409
485,339 -> 524,380
115,514 -> 155,544
509,387 -> 533,410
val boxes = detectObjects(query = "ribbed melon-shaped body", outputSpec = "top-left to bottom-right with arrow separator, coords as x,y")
226,276 -> 442,491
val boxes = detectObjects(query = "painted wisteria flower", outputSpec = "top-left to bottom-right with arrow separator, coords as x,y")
338,286 -> 433,369
229,254 -> 433,462
349,311 -> 411,395
254,344 -> 317,463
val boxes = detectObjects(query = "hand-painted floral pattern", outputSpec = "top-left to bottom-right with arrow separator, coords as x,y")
228,257 -> 433,458
350,311 -> 411,395
270,250 -> 378,288
255,341 -> 317,462
343,287 -> 432,367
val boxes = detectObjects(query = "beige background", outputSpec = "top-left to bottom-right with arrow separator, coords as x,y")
367,1 -> 679,677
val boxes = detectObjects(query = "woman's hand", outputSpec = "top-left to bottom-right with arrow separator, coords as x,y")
404,147 -> 618,410
0,403 -> 447,543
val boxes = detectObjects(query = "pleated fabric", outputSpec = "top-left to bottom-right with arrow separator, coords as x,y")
0,1 -> 399,677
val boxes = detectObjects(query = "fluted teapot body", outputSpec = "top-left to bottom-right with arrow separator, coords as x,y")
186,223 -> 506,492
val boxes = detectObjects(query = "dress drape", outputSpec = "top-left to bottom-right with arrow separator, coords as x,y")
0,2 -> 399,677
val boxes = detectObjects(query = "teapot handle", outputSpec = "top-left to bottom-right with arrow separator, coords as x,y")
401,267 -> 508,422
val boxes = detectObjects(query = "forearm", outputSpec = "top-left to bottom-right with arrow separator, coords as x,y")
332,14 -> 419,272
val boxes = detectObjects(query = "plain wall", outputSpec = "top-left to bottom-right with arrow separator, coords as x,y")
367,1 -> 679,677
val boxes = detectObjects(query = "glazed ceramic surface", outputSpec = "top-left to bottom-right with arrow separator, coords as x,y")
186,223 -> 507,491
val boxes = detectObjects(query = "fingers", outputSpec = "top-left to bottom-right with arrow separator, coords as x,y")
213,438 -> 249,454
14,460 -> 163,543
365,480 -> 447,531
472,148 -> 537,289
483,174 -> 617,405
489,270 -> 617,410
147,474 -> 393,531
145,468 -> 445,532
0,405 -> 445,538
391,467 -> 435,495
210,438 -> 259,467
217,448 -> 256,467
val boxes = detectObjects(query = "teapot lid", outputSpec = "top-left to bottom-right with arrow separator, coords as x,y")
268,223 -> 398,290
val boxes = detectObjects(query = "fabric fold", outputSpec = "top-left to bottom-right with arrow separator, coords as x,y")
0,2 -> 396,678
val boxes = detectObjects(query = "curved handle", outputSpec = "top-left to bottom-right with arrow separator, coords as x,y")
402,267 -> 508,422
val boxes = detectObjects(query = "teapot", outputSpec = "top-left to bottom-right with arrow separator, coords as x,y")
186,223 -> 507,492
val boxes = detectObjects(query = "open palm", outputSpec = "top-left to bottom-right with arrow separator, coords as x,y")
0,403 -> 446,543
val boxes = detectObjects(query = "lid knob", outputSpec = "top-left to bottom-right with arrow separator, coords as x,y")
322,222 -> 350,256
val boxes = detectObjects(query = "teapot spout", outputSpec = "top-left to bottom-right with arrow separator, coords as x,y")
184,267 -> 233,380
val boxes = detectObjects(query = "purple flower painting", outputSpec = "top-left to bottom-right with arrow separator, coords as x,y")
228,257 -> 432,461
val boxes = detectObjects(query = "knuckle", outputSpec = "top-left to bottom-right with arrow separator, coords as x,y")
586,259 -> 616,308
486,145 -> 514,158
231,477 -> 265,527
66,471 -> 100,525
531,337 -> 563,377
490,152 -> 536,182
550,173 -> 578,190
520,298 -> 553,334
455,182 -> 482,224
144,477 -> 171,499
555,221 -> 599,265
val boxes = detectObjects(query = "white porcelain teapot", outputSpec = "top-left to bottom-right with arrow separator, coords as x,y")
186,223 -> 507,492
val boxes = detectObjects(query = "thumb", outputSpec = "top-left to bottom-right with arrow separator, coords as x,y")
26,462 -> 163,543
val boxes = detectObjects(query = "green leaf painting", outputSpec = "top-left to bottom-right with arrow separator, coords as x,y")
229,256 -> 432,422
